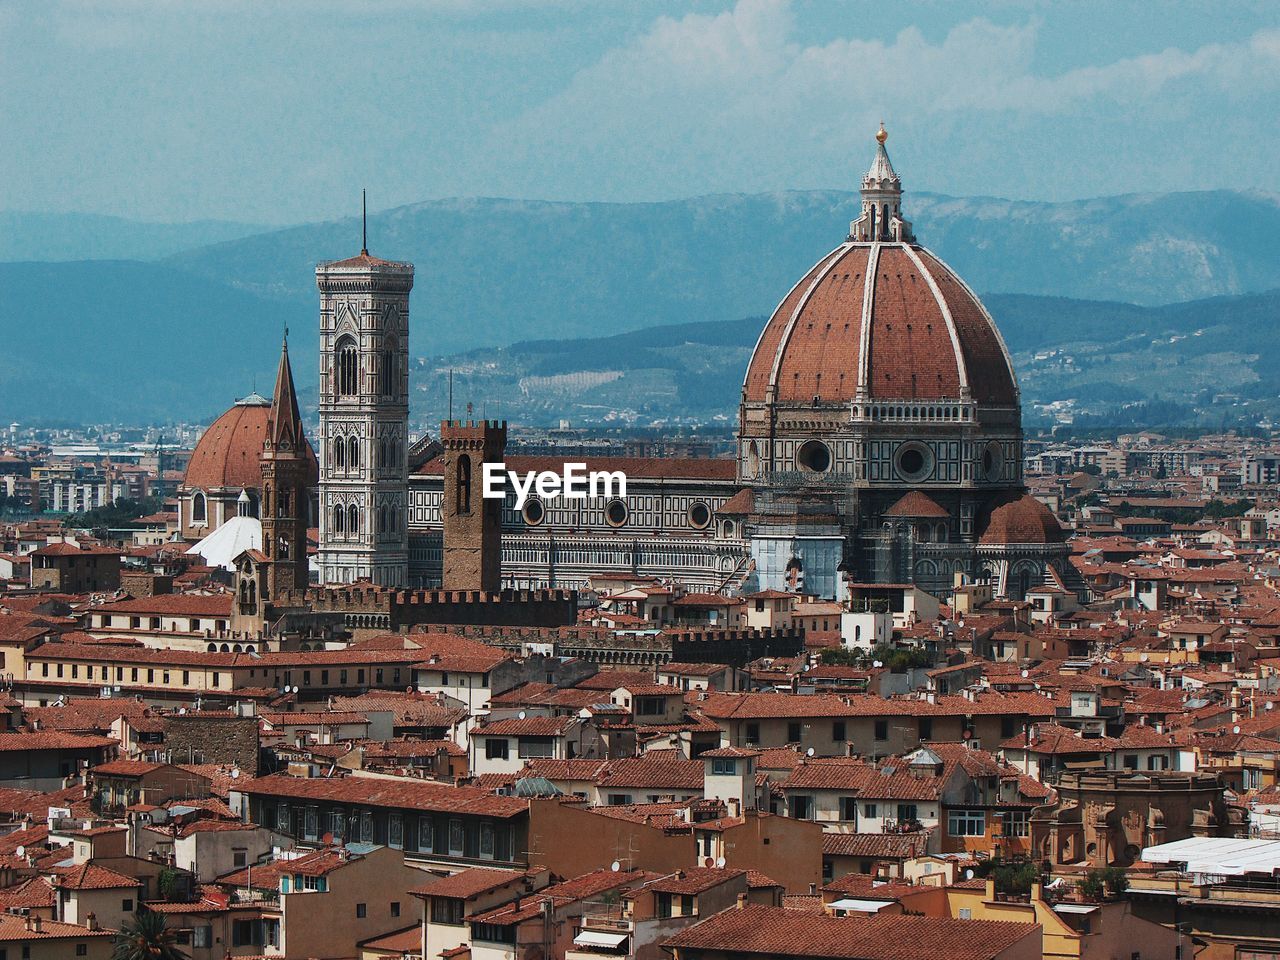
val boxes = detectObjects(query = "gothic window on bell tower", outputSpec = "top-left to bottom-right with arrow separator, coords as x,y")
381,337 -> 398,399
337,336 -> 359,396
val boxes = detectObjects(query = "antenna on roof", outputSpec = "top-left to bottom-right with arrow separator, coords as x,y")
361,189 -> 368,255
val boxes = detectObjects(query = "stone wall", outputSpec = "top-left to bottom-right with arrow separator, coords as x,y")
164,714 -> 260,775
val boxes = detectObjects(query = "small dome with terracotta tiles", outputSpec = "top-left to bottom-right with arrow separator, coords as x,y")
183,394 -> 318,492
979,493 -> 1066,545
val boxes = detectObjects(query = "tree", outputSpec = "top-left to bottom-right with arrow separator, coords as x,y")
1102,865 -> 1129,896
1078,870 -> 1106,901
988,857 -> 1039,896
112,911 -> 189,960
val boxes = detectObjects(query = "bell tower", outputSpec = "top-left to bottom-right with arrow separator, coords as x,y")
261,336 -> 312,598
315,220 -> 413,586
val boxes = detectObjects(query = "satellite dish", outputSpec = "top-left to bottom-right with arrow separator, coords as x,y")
1020,669 -> 1029,679
292,686 -> 299,694
872,660 -> 883,669
15,846 -> 24,858
178,707 -> 187,714
1267,702 -> 1275,712
1233,725 -> 1241,734
230,768 -> 240,779
1140,654 -> 1149,663
964,868 -> 975,880
715,857 -> 726,868
518,710 -> 527,720
610,860 -> 621,872
806,747 -> 815,757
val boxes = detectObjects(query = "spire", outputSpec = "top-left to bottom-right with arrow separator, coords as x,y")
267,334 -> 305,454
361,189 -> 368,256
865,121 -> 899,186
849,123 -> 913,243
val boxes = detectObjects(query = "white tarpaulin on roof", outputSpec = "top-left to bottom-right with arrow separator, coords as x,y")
828,898 -> 895,913
1141,837 -> 1280,876
573,931 -> 628,948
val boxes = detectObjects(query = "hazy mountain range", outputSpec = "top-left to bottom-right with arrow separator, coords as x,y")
423,289 -> 1280,430
1,188 -> 1278,424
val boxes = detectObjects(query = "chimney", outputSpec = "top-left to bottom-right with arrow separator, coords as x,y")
809,883 -> 817,895
86,912 -> 99,931
31,915 -> 41,933
736,892 -> 748,910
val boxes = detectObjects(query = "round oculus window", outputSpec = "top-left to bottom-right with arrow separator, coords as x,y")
895,443 -> 933,482
982,441 -> 1004,481
605,498 -> 629,527
797,439 -> 832,473
522,497 -> 545,526
688,501 -> 711,529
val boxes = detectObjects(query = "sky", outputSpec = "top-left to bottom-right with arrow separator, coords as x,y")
0,0 -> 1276,224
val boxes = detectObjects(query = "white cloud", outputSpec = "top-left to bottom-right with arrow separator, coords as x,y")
488,0 -> 1280,190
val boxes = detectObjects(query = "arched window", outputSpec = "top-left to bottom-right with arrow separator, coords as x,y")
336,336 -> 359,397
191,491 -> 207,523
456,455 -> 472,515
347,504 -> 359,535
378,437 -> 387,469
378,505 -> 387,534
278,536 -> 290,559
381,338 -> 397,397
333,504 -> 345,535
347,437 -> 359,470
334,437 -> 345,469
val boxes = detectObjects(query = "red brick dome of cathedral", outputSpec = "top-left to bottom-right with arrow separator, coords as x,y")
743,129 -> 1017,411
978,494 -> 1066,545
183,395 -> 317,491
743,243 -> 1017,408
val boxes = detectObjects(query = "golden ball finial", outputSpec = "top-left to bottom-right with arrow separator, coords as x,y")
876,122 -> 887,145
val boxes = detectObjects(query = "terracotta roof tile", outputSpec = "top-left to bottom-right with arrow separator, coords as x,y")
661,904 -> 1033,959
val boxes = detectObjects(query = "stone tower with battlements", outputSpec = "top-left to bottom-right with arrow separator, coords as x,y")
441,420 -> 506,592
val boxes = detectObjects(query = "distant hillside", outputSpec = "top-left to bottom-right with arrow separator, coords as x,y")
0,261 -> 309,423
3,186 -> 1280,425
0,211 -> 270,262
163,189 -> 1280,359
420,290 -> 1280,430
